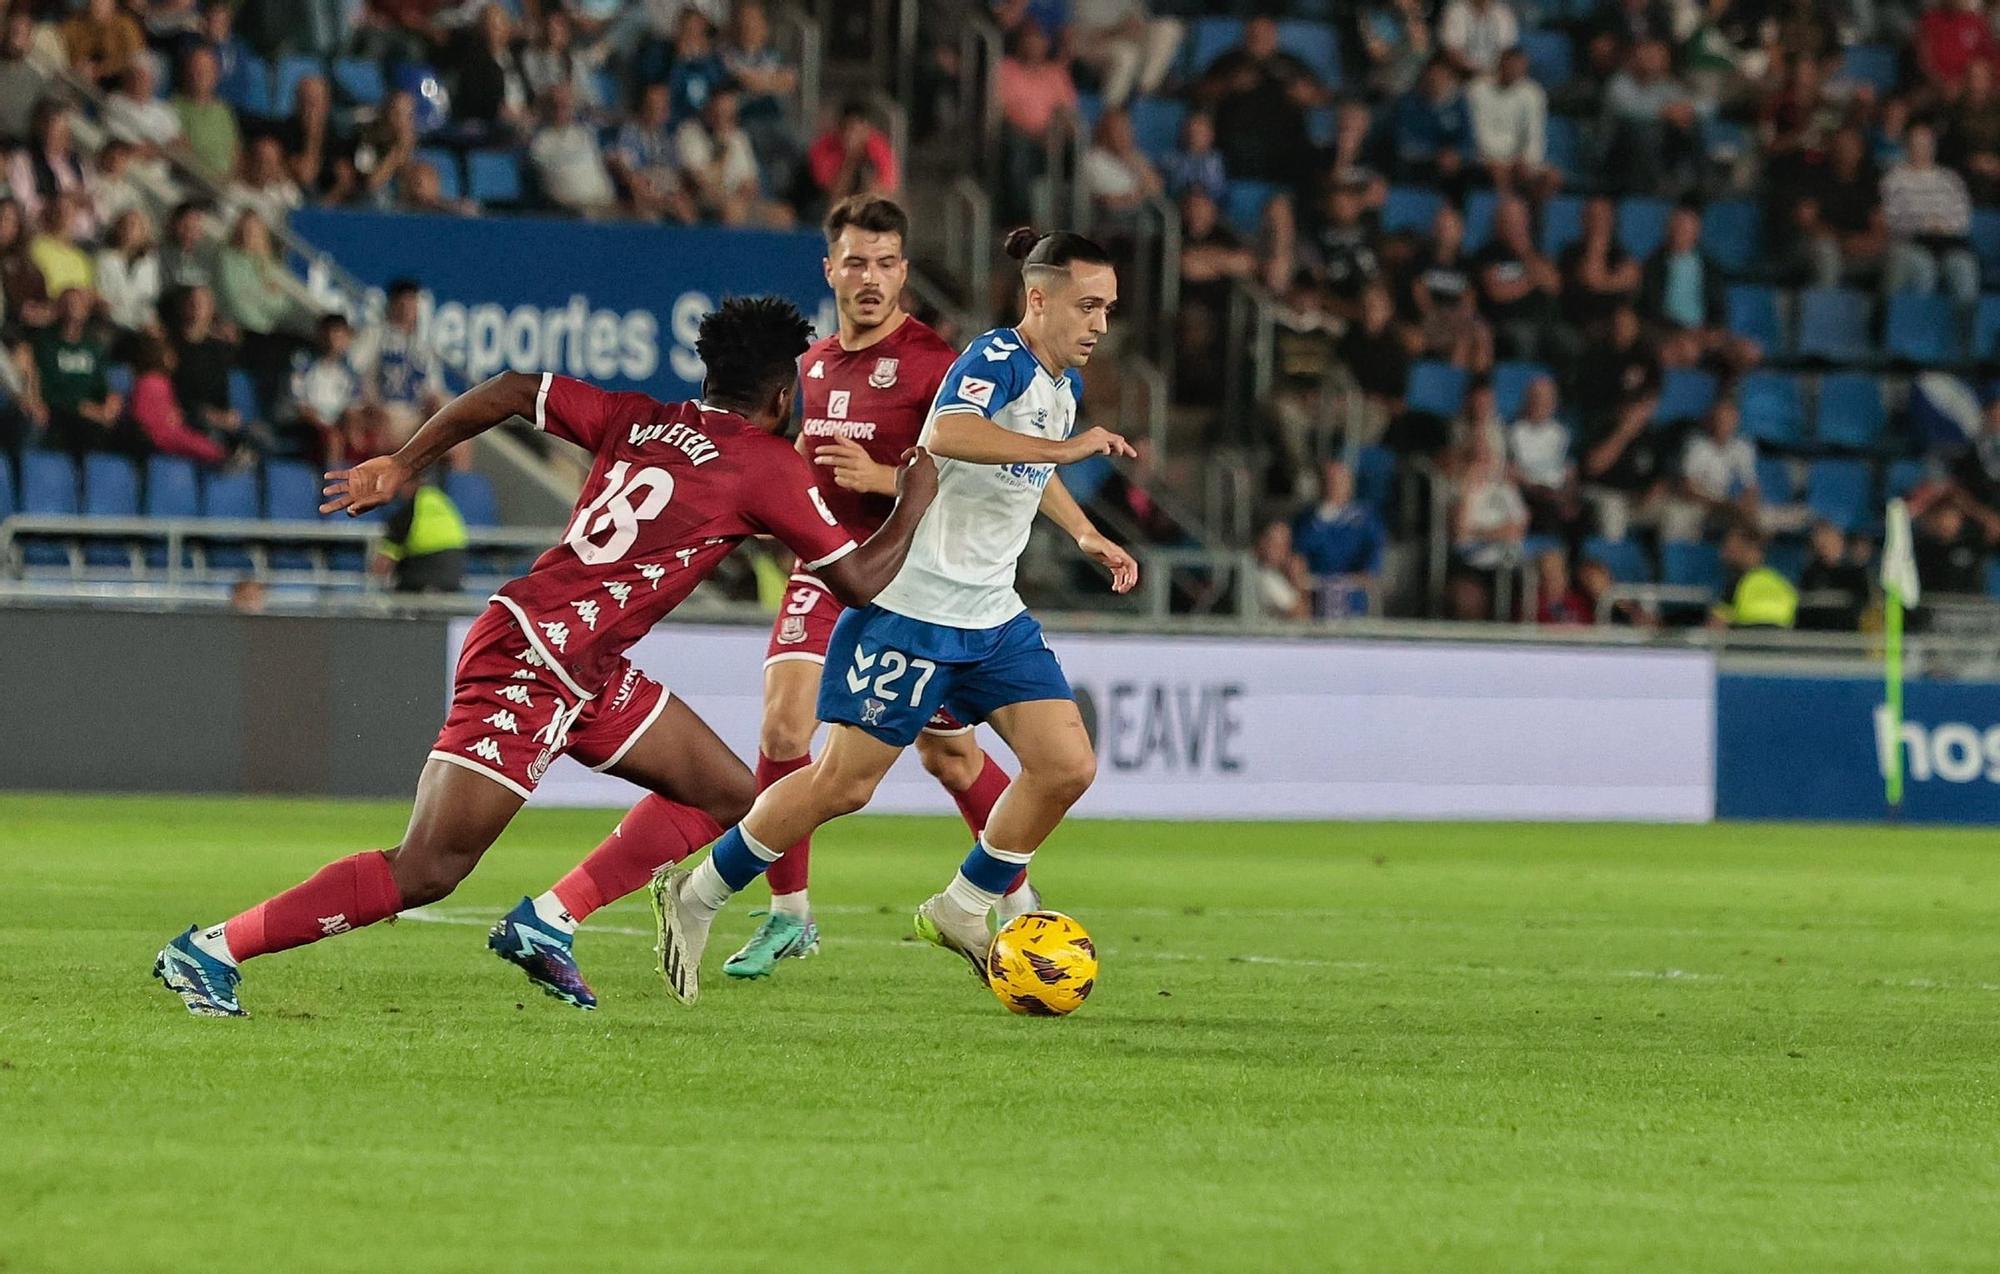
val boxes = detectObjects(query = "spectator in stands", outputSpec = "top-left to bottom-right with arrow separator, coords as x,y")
1680,0 -> 1755,114
611,83 -> 699,223
276,74 -> 355,203
1712,523 -> 1798,627
357,0 -> 446,67
449,3 -> 532,140
997,21 -> 1080,214
103,60 -> 183,162
1388,58 -> 1473,187
8,102 -> 94,239
1196,15 -> 1328,186
1082,107 -> 1163,235
803,100 -> 901,213
521,8 -> 603,121
129,334 -> 228,466
1561,195 -> 1640,334
1470,45 -> 1556,201
167,283 -> 261,455
1450,430 -> 1529,616
1406,205 -> 1493,371
0,331 -> 48,458
1532,548 -> 1592,624
1881,123 -> 1980,304
1588,0 -> 1674,66
1915,0 -> 1998,93
353,91 -> 421,208
1508,374 -> 1582,539
0,9 -> 50,148
1438,0 -> 1519,77
1474,194 -> 1561,359
353,277 -> 446,450
32,287 -> 124,457
1292,459 -> 1386,611
28,196 -> 94,305
1162,111 -> 1227,203
992,0 -> 1072,43
721,1 -> 798,175
1798,519 -> 1872,628
1577,304 -> 1664,536
397,160 -> 469,218
1602,39 -> 1699,195
160,201 -> 219,292
86,140 -> 147,230
1791,125 -> 1885,288
1360,0 -> 1434,100
1945,58 -> 2000,200
667,10 -> 730,124
530,84 -> 619,217
1914,500 -> 1989,593
677,84 -> 792,227
1250,519 -> 1312,620
1667,399 -> 1760,542
1303,171 -> 1384,307
375,469 -> 471,592
93,207 -> 162,348
1642,204 -> 1758,371
1071,0 -> 1180,107
1324,285 -> 1403,445
290,313 -> 374,464
1174,187 -> 1254,402
180,1 -> 252,110
62,0 -> 146,90
1759,53 -> 1844,197
174,45 -> 241,181
0,198 -> 52,336
228,137 -> 305,234
218,210 -> 312,419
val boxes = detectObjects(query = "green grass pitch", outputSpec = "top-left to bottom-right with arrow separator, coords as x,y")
4,794 -> 1998,1272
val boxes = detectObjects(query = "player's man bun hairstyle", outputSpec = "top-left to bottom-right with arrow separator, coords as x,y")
696,295 -> 815,409
823,193 -> 908,246
1004,226 -> 1113,276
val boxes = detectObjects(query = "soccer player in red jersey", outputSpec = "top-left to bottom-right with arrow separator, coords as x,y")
511,196 -> 1034,994
150,297 -> 937,1017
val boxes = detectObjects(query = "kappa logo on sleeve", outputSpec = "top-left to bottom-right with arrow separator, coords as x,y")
957,377 -> 996,409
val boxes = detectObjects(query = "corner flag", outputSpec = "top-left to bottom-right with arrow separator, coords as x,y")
1878,499 -> 1921,809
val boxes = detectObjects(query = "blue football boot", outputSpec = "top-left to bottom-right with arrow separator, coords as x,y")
153,926 -> 246,1018
488,897 -> 597,1010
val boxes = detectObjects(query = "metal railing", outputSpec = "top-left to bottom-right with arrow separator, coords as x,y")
941,175 -> 994,302
775,5 -> 823,138
958,14 -> 1004,179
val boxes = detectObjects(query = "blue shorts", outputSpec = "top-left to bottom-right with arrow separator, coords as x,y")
817,605 -> 1073,746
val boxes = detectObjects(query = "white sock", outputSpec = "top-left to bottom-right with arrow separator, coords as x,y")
191,923 -> 238,967
769,890 -> 811,919
529,890 -> 579,935
943,871 -> 1001,917
687,857 -> 735,914
995,879 -> 1037,924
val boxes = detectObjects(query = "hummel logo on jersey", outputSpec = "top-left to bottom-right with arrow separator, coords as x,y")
539,621 -> 571,652
638,563 -> 666,589
607,581 -> 632,608
957,377 -> 996,409
808,360 -> 825,379
318,913 -> 352,936
484,710 -> 520,733
845,648 -> 877,693
982,337 -> 1021,363
828,390 -> 850,419
573,600 -> 601,631
497,684 -> 534,706
469,738 -> 504,764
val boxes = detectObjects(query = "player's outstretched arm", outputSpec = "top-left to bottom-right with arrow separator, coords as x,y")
320,371 -> 541,516
927,413 -> 1137,467
816,448 -> 939,608
1040,473 -> 1139,594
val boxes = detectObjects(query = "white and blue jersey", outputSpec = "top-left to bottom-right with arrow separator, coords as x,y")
817,328 -> 1080,747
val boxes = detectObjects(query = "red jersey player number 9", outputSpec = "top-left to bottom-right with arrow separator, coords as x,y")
565,462 -> 676,565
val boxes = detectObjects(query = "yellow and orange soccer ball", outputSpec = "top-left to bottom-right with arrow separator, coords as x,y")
985,911 -> 1097,1016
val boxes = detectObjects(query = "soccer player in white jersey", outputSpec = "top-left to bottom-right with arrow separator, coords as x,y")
647,227 -> 1141,1002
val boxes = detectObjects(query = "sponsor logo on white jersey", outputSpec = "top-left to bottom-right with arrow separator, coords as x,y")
957,377 -> 995,409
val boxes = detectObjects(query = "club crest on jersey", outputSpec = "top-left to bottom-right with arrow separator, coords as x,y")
869,358 -> 898,388
828,390 -> 850,419
778,616 -> 808,644
861,698 -> 887,725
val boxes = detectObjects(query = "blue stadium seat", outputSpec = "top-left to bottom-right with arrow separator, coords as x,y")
1539,194 -> 1584,256
332,57 -> 385,105
1463,188 -> 1499,252
1701,199 -> 1761,275
144,456 -> 200,518
222,54 -> 272,116
1662,541 -> 1722,592
1354,444 -> 1397,515
1726,285 -> 1783,352
1616,196 -> 1673,260
1406,361 -> 1467,417
1702,117 -> 1751,166
417,147 -> 462,200
271,55 -> 323,117
1974,208 -> 2000,283
0,454 -> 12,519
199,468 -> 259,569
1583,536 -> 1652,583
1884,292 -> 1961,365
80,454 -> 139,566
444,471 -> 500,527
23,451 -> 78,513
1814,372 -> 1886,450
1986,559 -> 2000,599
1840,43 -> 1899,95
1755,455 -> 1796,502
1886,458 -> 1926,498
1305,104 -> 1336,148
1544,115 -> 1580,181
1222,179 -> 1279,234
467,150 -> 525,205
1073,92 -> 1104,134
228,369 -> 261,424
1383,185 -> 1444,236
1492,360 -> 1550,421
104,363 -> 133,400
1522,29 -> 1573,86
1274,20 -> 1340,85
1737,371 -> 1805,446
1657,368 -> 1717,424
1794,288 -> 1872,362
1187,18 -> 1243,76
1973,295 -> 2000,360
1129,96 -> 1186,160
264,459 -> 321,521
1806,458 -> 1872,531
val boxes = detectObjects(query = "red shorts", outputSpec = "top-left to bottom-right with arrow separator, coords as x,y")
430,605 -> 670,799
763,573 -> 970,736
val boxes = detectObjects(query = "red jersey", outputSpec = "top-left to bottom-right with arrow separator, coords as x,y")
795,315 -> 957,537
494,373 -> 857,697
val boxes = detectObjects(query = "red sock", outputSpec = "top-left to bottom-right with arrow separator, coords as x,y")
950,753 -> 1027,894
223,850 -> 402,962
552,795 -> 724,922
758,750 -> 814,895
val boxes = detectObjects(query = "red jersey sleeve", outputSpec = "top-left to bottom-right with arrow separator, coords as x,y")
534,373 -> 651,452
749,443 -> 859,572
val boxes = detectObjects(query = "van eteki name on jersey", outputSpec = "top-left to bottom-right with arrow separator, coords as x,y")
626,418 -> 721,465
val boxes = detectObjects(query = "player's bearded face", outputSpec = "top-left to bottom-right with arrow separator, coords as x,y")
825,229 -> 908,332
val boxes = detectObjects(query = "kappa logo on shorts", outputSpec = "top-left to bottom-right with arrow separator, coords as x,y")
778,615 -> 807,644
869,357 -> 898,388
861,698 -> 887,725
